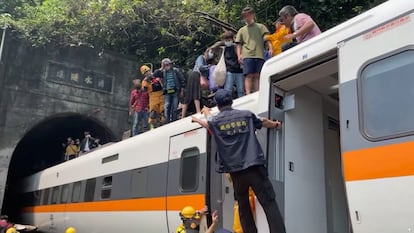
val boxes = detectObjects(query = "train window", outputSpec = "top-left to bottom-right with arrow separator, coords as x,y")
71,181 -> 82,203
359,50 -> 414,140
102,176 -> 112,187
180,147 -> 200,192
42,189 -> 50,205
51,186 -> 60,204
60,184 -> 69,203
131,168 -> 148,198
101,176 -> 112,199
84,178 -> 96,202
34,190 -> 41,206
101,189 -> 111,199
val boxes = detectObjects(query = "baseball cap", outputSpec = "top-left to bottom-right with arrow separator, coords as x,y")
162,58 -> 172,64
241,6 -> 255,16
215,89 -> 233,107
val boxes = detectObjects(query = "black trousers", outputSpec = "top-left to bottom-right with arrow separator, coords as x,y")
230,165 -> 286,233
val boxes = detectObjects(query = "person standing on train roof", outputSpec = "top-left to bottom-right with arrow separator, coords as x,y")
130,78 -> 149,136
279,5 -> 321,51
161,58 -> 185,123
235,6 -> 272,94
141,65 -> 165,129
191,89 -> 286,233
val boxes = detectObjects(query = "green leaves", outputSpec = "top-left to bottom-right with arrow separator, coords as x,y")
1,0 -> 386,68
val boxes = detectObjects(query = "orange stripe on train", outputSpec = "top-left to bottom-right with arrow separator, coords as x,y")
22,194 -> 205,213
343,141 -> 414,181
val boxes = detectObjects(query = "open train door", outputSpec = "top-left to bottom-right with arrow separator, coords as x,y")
338,12 -> 414,232
166,127 -> 208,232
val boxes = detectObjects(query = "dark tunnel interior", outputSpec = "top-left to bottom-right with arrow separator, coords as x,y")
2,113 -> 117,219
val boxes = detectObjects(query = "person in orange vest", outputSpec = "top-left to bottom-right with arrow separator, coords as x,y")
140,65 -> 165,129
175,206 -> 218,233
264,18 -> 291,57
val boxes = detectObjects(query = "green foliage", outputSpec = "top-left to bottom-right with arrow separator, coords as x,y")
1,0 -> 386,69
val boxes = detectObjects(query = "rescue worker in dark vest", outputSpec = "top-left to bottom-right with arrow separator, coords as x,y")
192,89 -> 286,233
175,206 -> 218,233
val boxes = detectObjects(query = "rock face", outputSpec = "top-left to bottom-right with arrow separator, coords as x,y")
0,33 -> 138,212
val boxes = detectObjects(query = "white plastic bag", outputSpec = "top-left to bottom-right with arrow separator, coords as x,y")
213,48 -> 227,87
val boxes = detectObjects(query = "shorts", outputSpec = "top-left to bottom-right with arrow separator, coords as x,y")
242,58 -> 265,75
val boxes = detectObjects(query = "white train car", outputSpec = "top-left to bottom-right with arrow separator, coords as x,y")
17,0 -> 414,232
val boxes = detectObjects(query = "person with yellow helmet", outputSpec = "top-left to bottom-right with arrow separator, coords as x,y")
5,227 -> 17,233
65,227 -> 76,233
176,206 -> 218,233
140,65 -> 165,129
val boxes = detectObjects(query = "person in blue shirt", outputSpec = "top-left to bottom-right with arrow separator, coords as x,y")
192,89 -> 286,233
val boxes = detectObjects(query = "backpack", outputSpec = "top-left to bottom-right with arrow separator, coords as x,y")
150,78 -> 163,92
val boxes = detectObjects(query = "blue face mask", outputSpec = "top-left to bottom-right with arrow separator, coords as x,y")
224,41 -> 234,47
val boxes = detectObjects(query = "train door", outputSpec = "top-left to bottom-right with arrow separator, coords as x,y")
338,13 -> 414,232
166,128 -> 208,233
271,52 -> 350,233
207,133 -> 233,231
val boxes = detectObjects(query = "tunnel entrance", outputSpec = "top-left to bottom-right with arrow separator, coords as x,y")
2,113 -> 116,218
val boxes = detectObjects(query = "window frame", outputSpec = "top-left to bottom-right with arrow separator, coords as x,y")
60,184 -> 69,204
51,186 -> 60,204
42,188 -> 50,205
179,147 -> 200,193
84,178 -> 96,202
357,48 -> 414,141
71,181 -> 82,203
100,176 -> 113,200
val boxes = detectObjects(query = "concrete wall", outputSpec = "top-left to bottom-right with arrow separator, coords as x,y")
0,32 -> 138,208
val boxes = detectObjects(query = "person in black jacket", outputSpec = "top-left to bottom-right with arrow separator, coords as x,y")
161,58 -> 185,123
192,89 -> 286,233
222,31 -> 245,98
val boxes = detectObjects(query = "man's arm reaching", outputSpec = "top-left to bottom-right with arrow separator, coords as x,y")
262,118 -> 282,129
191,107 -> 211,129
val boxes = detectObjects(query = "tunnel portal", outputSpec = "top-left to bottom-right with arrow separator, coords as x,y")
2,113 -> 117,218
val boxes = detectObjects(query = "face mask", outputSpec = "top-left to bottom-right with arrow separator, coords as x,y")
224,41 -> 234,47
208,51 -> 214,59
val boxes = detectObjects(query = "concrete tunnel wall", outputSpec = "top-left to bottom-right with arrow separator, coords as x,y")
0,32 -> 140,217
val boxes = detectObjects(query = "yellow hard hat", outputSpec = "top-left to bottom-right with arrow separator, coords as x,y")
180,206 -> 196,219
140,65 -> 151,75
65,227 -> 76,233
5,227 -> 17,233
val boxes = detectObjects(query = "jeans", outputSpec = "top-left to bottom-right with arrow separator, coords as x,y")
132,110 -> 149,136
164,93 -> 179,123
224,72 -> 245,98
230,165 -> 286,233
